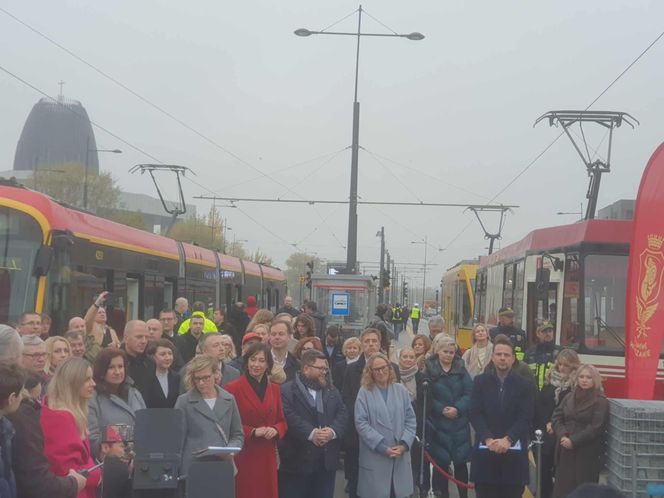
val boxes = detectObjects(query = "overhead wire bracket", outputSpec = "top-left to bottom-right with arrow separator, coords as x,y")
465,205 -> 512,255
534,110 -> 638,220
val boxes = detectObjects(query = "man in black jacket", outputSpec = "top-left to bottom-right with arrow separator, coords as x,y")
278,350 -> 347,498
489,307 -> 527,361
120,320 -> 155,399
341,328 -> 400,498
175,315 -> 205,364
470,334 -> 534,498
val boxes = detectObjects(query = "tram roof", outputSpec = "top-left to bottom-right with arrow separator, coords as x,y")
478,219 -> 632,268
0,184 -> 284,275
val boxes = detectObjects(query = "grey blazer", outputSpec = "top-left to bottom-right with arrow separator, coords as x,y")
174,385 -> 244,473
88,387 -> 146,456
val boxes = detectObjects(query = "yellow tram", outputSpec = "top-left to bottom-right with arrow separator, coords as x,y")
441,260 -> 478,351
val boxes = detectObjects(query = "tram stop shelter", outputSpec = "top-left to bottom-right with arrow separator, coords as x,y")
310,274 -> 376,339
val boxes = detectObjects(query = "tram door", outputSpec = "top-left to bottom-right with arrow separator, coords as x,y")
526,282 -> 558,347
126,277 -> 140,320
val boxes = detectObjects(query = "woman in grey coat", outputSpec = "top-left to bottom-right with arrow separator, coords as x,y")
88,348 -> 146,456
175,354 -> 244,474
355,352 -> 417,498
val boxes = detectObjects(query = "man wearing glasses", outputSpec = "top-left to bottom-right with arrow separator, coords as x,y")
17,312 -> 42,336
278,349 -> 347,498
21,335 -> 47,378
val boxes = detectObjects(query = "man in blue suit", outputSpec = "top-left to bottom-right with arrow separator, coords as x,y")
469,334 -> 534,498
278,350 -> 347,498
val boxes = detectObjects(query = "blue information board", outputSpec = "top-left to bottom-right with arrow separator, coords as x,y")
330,293 -> 350,316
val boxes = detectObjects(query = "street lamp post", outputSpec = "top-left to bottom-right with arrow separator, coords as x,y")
295,6 -> 423,274
84,135 -> 122,209
411,236 -> 428,307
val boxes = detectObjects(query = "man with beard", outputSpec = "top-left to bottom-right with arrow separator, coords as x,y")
278,350 -> 347,498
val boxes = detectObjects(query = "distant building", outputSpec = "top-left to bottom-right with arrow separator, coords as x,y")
597,199 -> 635,220
13,95 -> 99,173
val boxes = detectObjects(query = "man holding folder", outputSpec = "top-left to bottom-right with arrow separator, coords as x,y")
469,334 -> 534,498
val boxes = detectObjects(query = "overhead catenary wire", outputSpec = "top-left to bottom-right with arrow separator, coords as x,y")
441,24 -> 664,252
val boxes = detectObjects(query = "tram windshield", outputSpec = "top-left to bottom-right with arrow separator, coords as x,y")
583,254 -> 628,351
0,207 -> 42,324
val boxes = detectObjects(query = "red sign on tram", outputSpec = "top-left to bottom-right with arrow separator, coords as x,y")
626,142 -> 664,400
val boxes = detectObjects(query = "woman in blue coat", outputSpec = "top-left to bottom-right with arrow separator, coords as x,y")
424,334 -> 473,498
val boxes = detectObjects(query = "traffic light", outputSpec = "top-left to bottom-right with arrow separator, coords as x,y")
402,281 -> 409,301
305,260 -> 314,289
381,269 -> 390,289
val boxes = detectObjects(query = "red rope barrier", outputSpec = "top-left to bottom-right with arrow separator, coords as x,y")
424,450 -> 475,489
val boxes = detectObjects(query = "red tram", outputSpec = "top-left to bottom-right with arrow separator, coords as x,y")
474,218 -> 663,398
0,181 -> 286,335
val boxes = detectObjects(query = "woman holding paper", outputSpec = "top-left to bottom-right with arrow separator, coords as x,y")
424,334 -> 473,498
175,355 -> 244,474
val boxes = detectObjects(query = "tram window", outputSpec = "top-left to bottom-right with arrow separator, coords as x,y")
561,253 -> 581,347
512,260 -> 525,329
582,254 -> 627,351
503,265 -> 514,309
0,208 -> 42,324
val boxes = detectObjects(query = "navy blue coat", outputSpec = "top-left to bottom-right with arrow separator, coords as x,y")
424,356 -> 473,468
278,378 -> 347,474
469,369 -> 534,486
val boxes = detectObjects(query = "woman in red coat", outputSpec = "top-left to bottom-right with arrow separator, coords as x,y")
225,342 -> 288,498
41,357 -> 101,498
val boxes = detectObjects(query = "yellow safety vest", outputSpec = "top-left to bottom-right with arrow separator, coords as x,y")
410,307 -> 420,319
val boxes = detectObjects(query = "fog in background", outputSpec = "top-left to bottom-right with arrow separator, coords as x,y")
1,0 -> 663,284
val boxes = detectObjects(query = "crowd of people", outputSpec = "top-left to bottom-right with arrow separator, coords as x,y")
0,297 -> 615,498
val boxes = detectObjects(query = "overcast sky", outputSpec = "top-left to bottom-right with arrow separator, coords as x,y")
2,0 -> 663,283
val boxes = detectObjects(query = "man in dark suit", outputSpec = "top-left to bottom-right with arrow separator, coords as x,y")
341,328 -> 400,498
323,326 -> 344,369
278,350 -> 347,498
470,334 -> 534,498
120,320 -> 155,400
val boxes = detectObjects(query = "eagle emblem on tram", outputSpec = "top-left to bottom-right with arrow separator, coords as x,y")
632,234 -> 664,357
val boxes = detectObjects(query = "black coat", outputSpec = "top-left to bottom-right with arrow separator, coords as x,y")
469,369 -> 534,486
227,308 -> 250,353
7,398 -> 78,498
341,355 -> 400,448
175,331 -> 199,364
281,353 -> 300,382
142,369 -> 181,409
324,342 -> 344,370
121,347 -> 155,400
278,377 -> 347,474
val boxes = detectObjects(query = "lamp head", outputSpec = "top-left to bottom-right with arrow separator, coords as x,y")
294,28 -> 313,37
406,32 -> 425,41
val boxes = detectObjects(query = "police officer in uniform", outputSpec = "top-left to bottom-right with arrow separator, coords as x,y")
390,303 -> 403,339
410,303 -> 421,334
523,322 -> 562,390
489,307 -> 527,361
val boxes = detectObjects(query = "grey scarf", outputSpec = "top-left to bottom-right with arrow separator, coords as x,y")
295,372 -> 325,416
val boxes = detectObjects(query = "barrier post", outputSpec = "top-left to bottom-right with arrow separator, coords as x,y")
419,379 -> 429,489
532,429 -> 543,498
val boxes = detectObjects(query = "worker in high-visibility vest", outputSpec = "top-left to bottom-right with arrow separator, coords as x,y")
391,304 -> 403,339
410,303 -> 421,334
524,321 -> 561,390
489,307 -> 527,361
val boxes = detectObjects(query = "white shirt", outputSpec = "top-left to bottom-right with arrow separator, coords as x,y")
156,371 -> 169,398
204,398 -> 216,410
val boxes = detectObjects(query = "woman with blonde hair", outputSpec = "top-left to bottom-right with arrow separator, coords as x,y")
41,357 -> 101,498
332,336 -> 361,390
355,352 -> 416,498
252,323 -> 270,343
219,334 -> 237,361
461,323 -> 493,378
44,336 -> 71,379
175,355 -> 244,475
536,348 -> 580,498
551,364 -> 608,498
245,309 -> 275,333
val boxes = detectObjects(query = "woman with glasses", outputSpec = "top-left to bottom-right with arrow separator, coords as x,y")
225,342 -> 287,498
355,352 -> 416,498
175,354 -> 244,476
